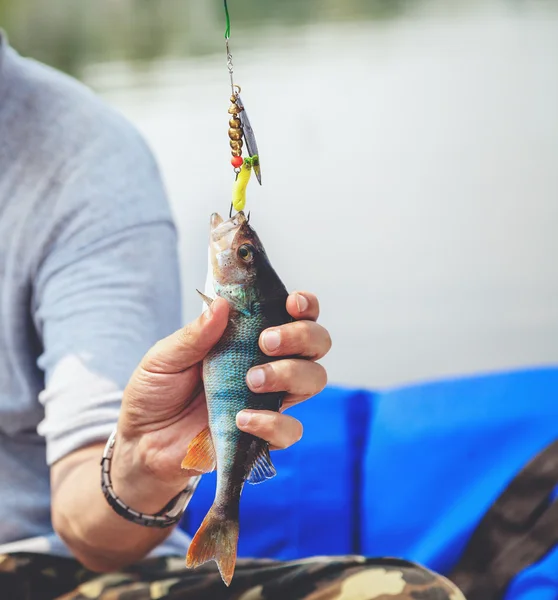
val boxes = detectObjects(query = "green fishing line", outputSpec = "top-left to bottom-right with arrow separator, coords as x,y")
224,0 -> 231,39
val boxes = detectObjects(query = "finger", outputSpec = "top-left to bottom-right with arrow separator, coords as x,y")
236,410 -> 303,450
286,291 -> 320,322
259,320 -> 332,361
246,359 -> 327,397
140,297 -> 229,374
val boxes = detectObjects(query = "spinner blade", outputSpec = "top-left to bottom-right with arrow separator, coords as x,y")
236,94 -> 261,185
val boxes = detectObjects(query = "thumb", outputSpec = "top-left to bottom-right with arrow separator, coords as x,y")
140,296 -> 229,374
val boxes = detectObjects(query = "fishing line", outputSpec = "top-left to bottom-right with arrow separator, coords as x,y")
224,0 -> 231,39
223,0 -> 262,215
224,0 -> 235,95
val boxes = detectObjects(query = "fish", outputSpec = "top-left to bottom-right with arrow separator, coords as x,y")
182,210 -> 291,586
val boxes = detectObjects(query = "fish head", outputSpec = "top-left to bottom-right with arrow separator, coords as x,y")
209,211 -> 267,288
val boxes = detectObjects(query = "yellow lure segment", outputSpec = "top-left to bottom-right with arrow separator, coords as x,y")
232,158 -> 253,212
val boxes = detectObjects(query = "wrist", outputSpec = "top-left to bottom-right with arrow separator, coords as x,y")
110,429 -> 191,515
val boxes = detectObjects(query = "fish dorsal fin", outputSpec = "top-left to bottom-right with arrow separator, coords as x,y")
181,427 -> 216,474
247,444 -> 276,485
196,289 -> 214,308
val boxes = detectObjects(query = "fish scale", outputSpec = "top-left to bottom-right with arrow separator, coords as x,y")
205,304 -> 285,513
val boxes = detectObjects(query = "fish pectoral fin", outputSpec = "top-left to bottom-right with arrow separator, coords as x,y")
247,443 -> 277,485
181,427 -> 216,474
196,289 -> 214,308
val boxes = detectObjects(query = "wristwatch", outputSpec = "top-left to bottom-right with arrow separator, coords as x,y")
100,428 -> 201,528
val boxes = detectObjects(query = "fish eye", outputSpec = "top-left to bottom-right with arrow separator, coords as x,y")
238,244 -> 254,263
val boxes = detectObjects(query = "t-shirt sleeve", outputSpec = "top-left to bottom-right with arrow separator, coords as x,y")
32,122 -> 182,466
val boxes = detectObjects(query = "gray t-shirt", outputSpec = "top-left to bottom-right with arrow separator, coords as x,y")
0,33 -> 191,556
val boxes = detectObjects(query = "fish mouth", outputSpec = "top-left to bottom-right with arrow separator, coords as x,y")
210,211 -> 247,254
209,211 -> 249,282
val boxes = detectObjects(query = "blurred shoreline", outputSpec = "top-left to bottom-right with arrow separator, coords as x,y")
2,1 -> 558,388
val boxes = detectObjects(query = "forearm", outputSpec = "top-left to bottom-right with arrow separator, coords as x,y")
51,442 -> 189,572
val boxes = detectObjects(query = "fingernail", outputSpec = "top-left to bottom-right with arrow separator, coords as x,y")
203,305 -> 213,320
295,293 -> 309,313
247,367 -> 266,389
262,330 -> 281,352
237,411 -> 253,427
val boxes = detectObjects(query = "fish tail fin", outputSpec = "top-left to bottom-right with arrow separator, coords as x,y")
185,505 -> 239,586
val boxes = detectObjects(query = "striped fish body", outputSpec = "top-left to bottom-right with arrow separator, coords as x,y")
205,298 -> 288,501
183,211 -> 290,586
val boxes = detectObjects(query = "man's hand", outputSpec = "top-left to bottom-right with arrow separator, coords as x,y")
112,291 -> 331,512
51,291 -> 331,572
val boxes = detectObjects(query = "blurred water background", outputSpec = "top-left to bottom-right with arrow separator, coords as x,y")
2,0 -> 558,389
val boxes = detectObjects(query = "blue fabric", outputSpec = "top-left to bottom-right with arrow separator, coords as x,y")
362,368 -> 558,567
362,367 -> 558,597
182,368 -> 558,598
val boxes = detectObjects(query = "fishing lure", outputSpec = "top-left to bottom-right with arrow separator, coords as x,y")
223,0 -> 261,215
231,156 -> 255,212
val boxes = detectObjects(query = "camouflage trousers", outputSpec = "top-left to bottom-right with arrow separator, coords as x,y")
0,553 -> 466,600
